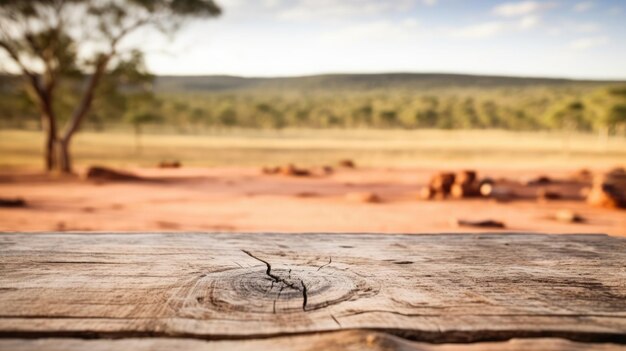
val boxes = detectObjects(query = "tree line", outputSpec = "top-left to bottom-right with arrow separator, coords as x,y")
4,83 -> 625,136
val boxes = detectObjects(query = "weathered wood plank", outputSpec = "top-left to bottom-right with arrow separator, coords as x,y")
0,233 -> 625,346
1,332 -> 624,351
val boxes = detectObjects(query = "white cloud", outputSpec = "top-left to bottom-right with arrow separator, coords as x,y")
450,14 -> 542,39
518,15 -> 540,29
574,1 -> 594,12
569,36 -> 609,50
276,0 -> 415,21
574,22 -> 600,33
451,21 -> 505,39
319,19 -> 419,45
545,21 -> 600,36
422,0 -> 438,6
262,0 -> 281,9
492,1 -> 555,17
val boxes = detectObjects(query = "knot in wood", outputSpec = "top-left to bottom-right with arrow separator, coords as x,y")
171,266 -> 377,317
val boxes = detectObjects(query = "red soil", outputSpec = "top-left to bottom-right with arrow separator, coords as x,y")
0,167 -> 624,236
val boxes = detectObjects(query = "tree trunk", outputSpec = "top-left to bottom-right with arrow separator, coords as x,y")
58,58 -> 110,174
57,138 -> 72,174
41,110 -> 58,172
134,124 -> 142,153
43,123 -> 56,171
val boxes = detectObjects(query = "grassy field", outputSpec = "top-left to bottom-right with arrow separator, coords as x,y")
1,128 -> 625,170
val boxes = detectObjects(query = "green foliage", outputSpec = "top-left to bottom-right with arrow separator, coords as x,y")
545,100 -> 589,131
3,74 -> 626,136
608,104 -> 626,126
0,1 -> 221,121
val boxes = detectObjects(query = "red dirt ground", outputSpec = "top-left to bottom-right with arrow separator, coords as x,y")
0,167 -> 624,236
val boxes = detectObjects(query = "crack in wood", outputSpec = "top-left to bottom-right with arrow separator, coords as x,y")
337,310 -> 626,319
242,250 -> 308,312
331,314 -> 342,328
273,286 -> 285,314
317,257 -> 332,271
241,250 -> 280,282
301,280 -> 308,311
1,328 -> 624,345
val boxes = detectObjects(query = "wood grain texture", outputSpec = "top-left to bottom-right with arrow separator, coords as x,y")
1,332 -> 624,351
0,233 -> 625,348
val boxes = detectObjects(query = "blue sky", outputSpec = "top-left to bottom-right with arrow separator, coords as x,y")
137,0 -> 626,79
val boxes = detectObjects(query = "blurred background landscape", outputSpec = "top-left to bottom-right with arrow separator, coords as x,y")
1,0 -> 625,235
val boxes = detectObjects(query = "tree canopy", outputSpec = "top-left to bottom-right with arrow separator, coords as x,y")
0,0 -> 221,172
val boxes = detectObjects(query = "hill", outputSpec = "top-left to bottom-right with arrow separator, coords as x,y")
154,73 -> 624,93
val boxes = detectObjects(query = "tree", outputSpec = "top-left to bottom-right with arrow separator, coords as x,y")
606,104 -> 626,135
545,100 -> 588,131
127,111 -> 162,152
584,85 -> 626,145
0,0 -> 221,173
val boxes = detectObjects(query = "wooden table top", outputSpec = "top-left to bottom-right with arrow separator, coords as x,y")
0,233 -> 624,350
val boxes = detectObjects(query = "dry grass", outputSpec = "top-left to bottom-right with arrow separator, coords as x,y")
1,128 -> 625,170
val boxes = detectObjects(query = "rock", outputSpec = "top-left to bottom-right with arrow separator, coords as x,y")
479,177 -> 495,187
526,175 -> 552,186
295,192 -> 318,198
429,172 -> 455,195
455,170 -> 477,186
158,160 -> 181,169
346,192 -> 381,203
572,168 -> 593,182
479,183 -> 494,197
280,164 -> 311,177
454,219 -> 505,229
450,183 -> 481,199
587,185 -> 624,209
480,183 -> 515,201
604,169 -> 626,189
587,173 -> 626,209
261,166 -> 280,175
84,166 -> 142,182
321,166 -> 334,175
537,188 -> 561,201
418,186 -> 436,200
338,159 -> 356,168
555,210 -> 584,223
0,197 -> 26,208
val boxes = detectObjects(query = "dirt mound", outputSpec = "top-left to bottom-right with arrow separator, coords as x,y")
0,197 -> 26,208
158,160 -> 181,169
525,175 -> 552,186
537,188 -> 562,201
338,159 -> 356,168
554,210 -> 584,223
280,164 -> 311,177
346,192 -> 381,203
453,218 -> 505,229
571,168 -> 593,182
262,164 -> 311,177
84,166 -> 143,182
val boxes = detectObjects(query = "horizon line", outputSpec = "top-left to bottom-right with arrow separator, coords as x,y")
154,71 -> 626,82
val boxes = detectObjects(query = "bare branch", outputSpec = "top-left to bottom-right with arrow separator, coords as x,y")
61,16 -> 152,141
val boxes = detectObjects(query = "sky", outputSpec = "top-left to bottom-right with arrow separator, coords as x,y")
9,0 -> 626,80
135,0 -> 626,79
